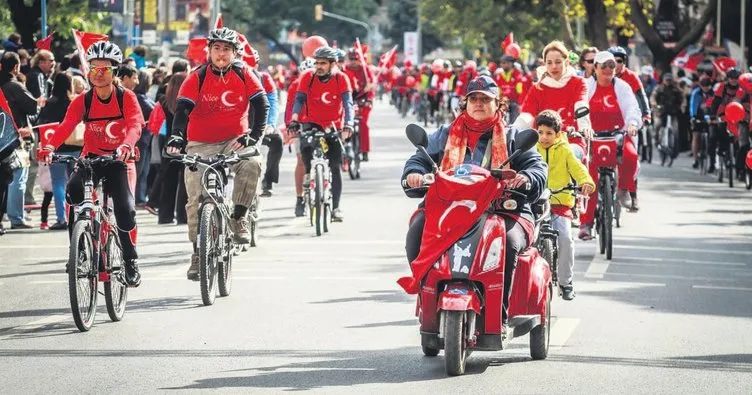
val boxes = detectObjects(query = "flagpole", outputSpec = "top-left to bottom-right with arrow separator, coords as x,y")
41,0 -> 48,37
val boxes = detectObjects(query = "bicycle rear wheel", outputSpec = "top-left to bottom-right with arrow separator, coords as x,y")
249,195 -> 259,247
603,176 -> 614,260
218,240 -> 233,297
314,165 -> 324,236
68,220 -> 98,332
198,203 -> 220,306
104,233 -> 128,322
728,143 -> 735,188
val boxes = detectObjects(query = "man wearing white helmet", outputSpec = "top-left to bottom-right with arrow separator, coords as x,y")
166,27 -> 269,280
38,40 -> 145,287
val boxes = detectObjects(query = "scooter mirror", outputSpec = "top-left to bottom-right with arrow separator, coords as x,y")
515,128 -> 539,153
575,106 -> 590,119
406,123 -> 429,148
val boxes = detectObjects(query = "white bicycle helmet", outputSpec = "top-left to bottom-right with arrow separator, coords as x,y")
85,41 -> 124,65
640,65 -> 654,76
207,27 -> 241,50
298,58 -> 315,72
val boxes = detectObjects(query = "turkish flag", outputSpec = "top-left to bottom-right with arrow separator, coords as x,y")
353,38 -> 370,84
36,122 -> 60,147
500,32 -> 514,52
35,31 -> 55,51
237,33 -> 256,67
186,38 -> 209,64
214,13 -> 223,29
72,29 -> 109,74
712,56 -> 737,74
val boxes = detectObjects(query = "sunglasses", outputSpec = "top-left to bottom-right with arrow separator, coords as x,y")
467,95 -> 493,104
600,62 -> 616,69
615,59 -> 624,64
89,65 -> 117,75
584,59 -> 595,64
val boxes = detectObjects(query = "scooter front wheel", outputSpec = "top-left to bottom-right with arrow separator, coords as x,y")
443,310 -> 467,376
530,285 -> 552,360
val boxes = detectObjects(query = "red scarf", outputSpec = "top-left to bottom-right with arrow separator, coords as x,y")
440,111 -> 508,170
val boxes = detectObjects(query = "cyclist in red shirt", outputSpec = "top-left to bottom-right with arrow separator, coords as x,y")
38,41 -> 144,287
290,46 -> 354,222
166,28 -> 269,280
343,48 -> 375,161
609,47 -> 651,123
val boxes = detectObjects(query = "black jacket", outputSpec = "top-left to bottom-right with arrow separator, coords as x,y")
402,124 -> 548,224
25,66 -> 50,99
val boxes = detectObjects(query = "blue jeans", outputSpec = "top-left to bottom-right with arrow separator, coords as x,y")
135,143 -> 151,204
7,166 -> 28,225
49,151 -> 79,223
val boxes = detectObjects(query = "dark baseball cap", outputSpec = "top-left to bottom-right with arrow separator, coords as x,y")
465,75 -> 499,98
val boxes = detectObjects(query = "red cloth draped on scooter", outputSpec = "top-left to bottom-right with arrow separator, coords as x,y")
397,167 -> 501,294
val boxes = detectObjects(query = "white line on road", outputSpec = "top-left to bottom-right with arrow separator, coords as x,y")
0,244 -> 67,249
549,317 -> 581,349
691,285 -> 752,292
584,253 -> 610,279
613,256 -> 747,266
616,244 -> 752,256
22,314 -> 68,329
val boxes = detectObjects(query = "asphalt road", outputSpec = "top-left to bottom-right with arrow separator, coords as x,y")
1,101 -> 751,394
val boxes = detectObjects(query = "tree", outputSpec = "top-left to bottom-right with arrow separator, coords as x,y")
221,0 -> 379,63
384,0 -> 443,57
5,0 -> 109,54
630,0 -> 717,72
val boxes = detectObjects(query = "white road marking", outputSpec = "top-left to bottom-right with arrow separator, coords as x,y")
691,285 -> 752,292
584,253 -> 610,279
613,256 -> 747,266
548,317 -> 581,349
0,244 -> 67,249
616,244 -> 752,256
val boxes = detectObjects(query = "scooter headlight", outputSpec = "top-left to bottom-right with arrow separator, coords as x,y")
482,237 -> 503,272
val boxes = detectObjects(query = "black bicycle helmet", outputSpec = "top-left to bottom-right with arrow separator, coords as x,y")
726,68 -> 741,79
85,41 -> 124,65
207,27 -> 240,50
313,46 -> 338,61
607,46 -> 627,59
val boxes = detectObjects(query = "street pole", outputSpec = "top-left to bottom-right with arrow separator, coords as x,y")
320,10 -> 373,51
125,0 -> 134,48
741,0 -> 747,70
716,0 -> 721,47
41,0 -> 47,37
416,0 -> 422,63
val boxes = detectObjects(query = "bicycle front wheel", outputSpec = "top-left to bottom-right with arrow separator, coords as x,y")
68,220 -> 98,332
104,232 -> 128,322
198,203 -> 220,306
314,165 -> 324,236
602,176 -> 614,260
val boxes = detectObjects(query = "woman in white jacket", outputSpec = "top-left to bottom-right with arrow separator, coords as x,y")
579,51 -> 643,240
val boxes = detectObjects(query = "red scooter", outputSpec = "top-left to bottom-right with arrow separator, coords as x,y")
399,124 -> 552,376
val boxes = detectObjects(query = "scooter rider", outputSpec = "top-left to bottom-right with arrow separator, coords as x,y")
402,75 -> 547,334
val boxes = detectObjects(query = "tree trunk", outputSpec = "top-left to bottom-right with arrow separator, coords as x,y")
559,0 -> 578,50
8,0 -> 41,49
630,0 -> 717,74
584,0 -> 608,49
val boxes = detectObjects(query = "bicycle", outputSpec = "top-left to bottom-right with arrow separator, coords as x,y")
53,154 -> 129,332
169,150 -> 260,306
300,124 -> 339,236
534,184 -> 580,290
711,118 -> 736,188
591,129 -> 625,260
638,119 -> 653,164
694,117 -> 712,175
343,98 -> 365,180
657,111 -> 677,167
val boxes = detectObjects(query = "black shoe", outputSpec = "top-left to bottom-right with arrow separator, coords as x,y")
124,259 -> 142,287
11,223 -> 32,230
708,166 -> 716,174
692,161 -> 699,169
361,152 -> 369,162
295,198 -> 305,217
260,188 -> 272,197
143,204 -> 158,215
560,283 -> 576,300
49,221 -> 68,231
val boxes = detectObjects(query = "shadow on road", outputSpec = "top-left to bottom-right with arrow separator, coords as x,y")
310,290 -> 412,305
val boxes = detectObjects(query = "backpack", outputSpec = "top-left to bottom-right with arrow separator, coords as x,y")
83,85 -> 126,122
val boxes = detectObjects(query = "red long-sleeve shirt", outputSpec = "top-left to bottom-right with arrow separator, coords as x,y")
48,88 -> 144,156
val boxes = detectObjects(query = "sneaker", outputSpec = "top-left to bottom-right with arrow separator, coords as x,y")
617,189 -> 631,208
49,221 -> 68,231
629,197 -> 640,212
361,152 -> 369,162
560,283 -> 576,300
143,204 -> 158,216
123,259 -> 142,287
578,224 -> 593,241
692,161 -> 699,169
39,222 -> 49,230
10,222 -> 32,230
186,253 -> 199,281
230,216 -> 251,244
332,208 -> 344,222
260,188 -> 272,198
295,198 -> 305,217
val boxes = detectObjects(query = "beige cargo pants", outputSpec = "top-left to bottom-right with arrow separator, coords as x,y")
184,138 -> 263,243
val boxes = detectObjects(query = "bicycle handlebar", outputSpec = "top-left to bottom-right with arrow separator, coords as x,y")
51,153 -> 120,165
167,149 -> 260,167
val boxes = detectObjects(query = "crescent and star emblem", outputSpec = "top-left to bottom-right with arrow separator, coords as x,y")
597,145 -> 612,158
602,95 -> 615,109
221,91 -> 237,107
321,92 -> 334,105
44,129 -> 55,142
104,121 -> 119,140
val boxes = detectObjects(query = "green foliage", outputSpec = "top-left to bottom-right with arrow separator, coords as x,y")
47,0 -> 110,39
385,0 -> 443,55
